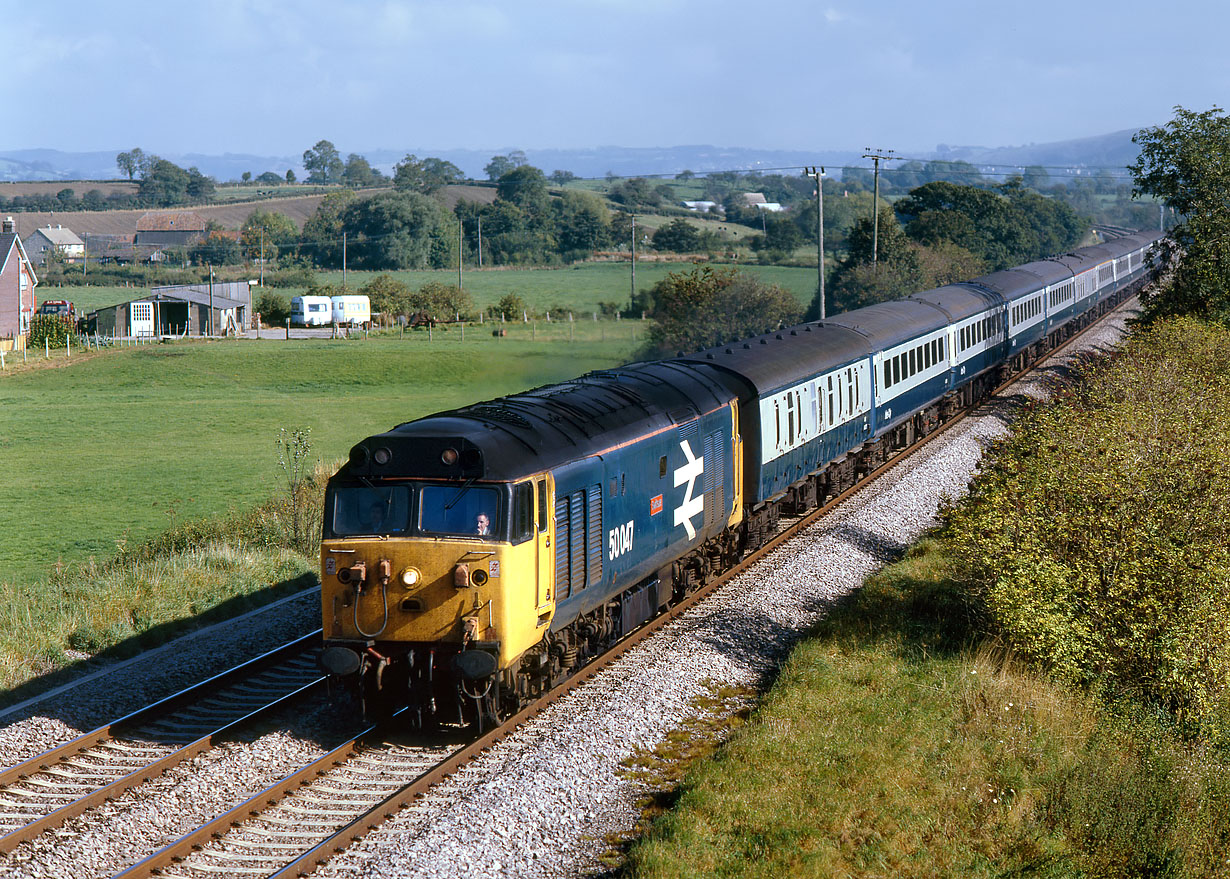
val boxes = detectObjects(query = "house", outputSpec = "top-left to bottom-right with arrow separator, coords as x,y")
22,224 -> 85,266
0,217 -> 38,351
83,282 -> 252,338
135,211 -> 208,247
682,200 -> 721,214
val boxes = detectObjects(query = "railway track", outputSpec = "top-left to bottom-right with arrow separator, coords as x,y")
0,631 -> 325,857
103,286 -> 1149,879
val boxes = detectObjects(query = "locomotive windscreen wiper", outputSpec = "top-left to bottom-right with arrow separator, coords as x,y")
444,477 -> 477,510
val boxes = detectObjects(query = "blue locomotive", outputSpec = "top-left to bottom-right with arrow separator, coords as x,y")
318,229 -> 1160,725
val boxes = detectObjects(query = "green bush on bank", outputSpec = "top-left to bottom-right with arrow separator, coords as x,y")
942,317 -> 1230,728
26,314 -> 73,350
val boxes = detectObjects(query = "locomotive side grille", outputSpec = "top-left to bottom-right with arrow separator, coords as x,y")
555,497 -> 572,601
569,492 -> 585,595
586,484 -> 603,586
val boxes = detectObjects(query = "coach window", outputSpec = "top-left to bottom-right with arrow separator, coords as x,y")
883,361 -> 891,389
892,357 -> 901,386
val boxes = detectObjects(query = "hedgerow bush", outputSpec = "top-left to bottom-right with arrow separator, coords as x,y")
943,318 -> 1230,728
26,314 -> 72,349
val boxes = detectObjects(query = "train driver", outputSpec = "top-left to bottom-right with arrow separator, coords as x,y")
475,513 -> 491,535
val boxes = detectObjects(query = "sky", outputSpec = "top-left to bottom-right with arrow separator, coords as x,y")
7,0 -> 1229,160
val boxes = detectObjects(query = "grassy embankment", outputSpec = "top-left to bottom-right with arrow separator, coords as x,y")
0,330 -> 635,697
623,318 -> 1230,879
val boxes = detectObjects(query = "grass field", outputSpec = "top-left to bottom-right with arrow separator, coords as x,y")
311,262 -> 818,314
0,333 -> 636,587
41,262 -> 819,319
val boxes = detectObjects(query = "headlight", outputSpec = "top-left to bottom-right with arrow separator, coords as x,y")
400,567 -> 421,588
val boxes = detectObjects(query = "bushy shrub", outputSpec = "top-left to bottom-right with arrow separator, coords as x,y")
255,291 -> 290,324
943,318 -> 1230,727
27,314 -> 72,350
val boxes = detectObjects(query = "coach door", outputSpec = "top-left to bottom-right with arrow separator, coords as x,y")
536,475 -> 554,610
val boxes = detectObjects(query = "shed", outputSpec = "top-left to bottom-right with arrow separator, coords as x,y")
84,286 -> 248,338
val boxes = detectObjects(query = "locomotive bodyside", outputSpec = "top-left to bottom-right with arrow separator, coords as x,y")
319,361 -> 740,722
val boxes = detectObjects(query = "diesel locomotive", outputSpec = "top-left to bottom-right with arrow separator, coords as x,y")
318,229 -> 1161,727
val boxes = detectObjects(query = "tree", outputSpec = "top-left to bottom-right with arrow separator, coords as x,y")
302,189 -> 356,266
241,171 -> 252,184
812,209 -> 924,317
676,169 -> 695,180
342,154 -> 382,187
257,171 -> 283,185
1130,105 -> 1230,323
359,273 -> 411,323
189,229 -> 242,266
286,169 -> 296,184
1022,165 -> 1050,191
642,266 -> 803,357
410,281 -> 472,321
303,139 -> 343,184
394,155 -> 463,194
139,158 -> 191,206
549,170 -> 577,185
116,148 -> 144,181
485,154 -> 518,181
241,209 -> 299,261
554,190 -> 609,256
340,190 -> 450,270
496,165 -> 551,224
610,177 -> 662,208
652,218 -> 702,253
186,167 -> 216,201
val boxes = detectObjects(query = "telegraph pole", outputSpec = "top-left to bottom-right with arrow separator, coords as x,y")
477,215 -> 483,268
630,215 -> 636,312
803,166 -> 825,319
458,218 -> 464,291
862,148 -> 895,267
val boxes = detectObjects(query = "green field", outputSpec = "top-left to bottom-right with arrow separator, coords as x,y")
40,262 -> 819,319
312,262 -> 817,314
0,333 -> 636,586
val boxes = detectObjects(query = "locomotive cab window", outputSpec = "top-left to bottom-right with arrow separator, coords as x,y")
512,482 -> 534,544
420,484 -> 503,538
331,485 -> 411,536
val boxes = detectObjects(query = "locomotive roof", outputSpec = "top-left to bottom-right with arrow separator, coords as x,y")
339,360 -> 732,483
676,321 -> 869,397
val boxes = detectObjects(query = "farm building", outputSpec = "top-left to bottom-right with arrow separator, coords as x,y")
22,224 -> 85,266
83,281 -> 252,338
88,234 -> 166,266
135,212 -> 207,247
0,217 -> 38,351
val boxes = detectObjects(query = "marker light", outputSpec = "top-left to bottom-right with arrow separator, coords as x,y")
441,448 -> 459,465
400,567 -> 421,588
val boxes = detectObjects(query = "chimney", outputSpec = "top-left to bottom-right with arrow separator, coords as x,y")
2,217 -> 13,234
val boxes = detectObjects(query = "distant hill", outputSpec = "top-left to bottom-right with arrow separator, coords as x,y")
929,129 -> 1142,173
0,131 -> 1146,184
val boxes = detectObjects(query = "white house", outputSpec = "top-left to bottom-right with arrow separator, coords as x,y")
22,224 -> 85,266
